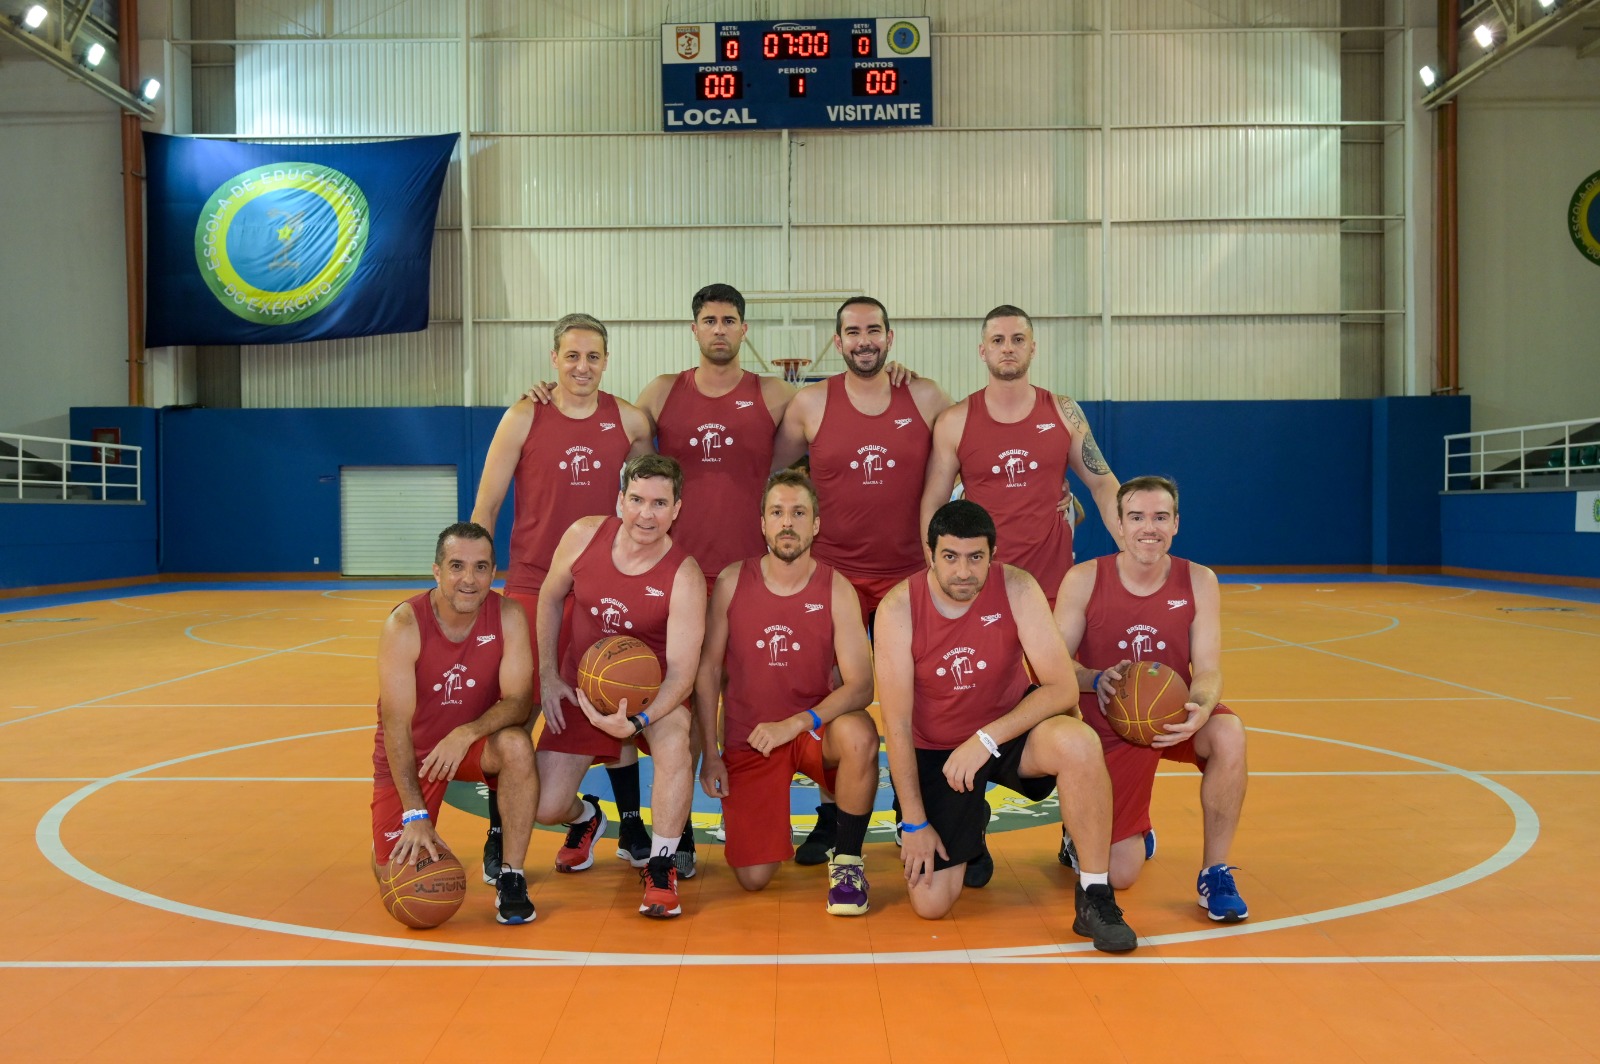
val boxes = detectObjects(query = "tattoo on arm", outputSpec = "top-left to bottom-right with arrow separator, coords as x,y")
1080,431 -> 1110,476
1060,395 -> 1084,430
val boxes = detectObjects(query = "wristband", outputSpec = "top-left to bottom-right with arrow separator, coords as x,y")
805,708 -> 822,730
900,820 -> 930,834
401,808 -> 430,825
976,729 -> 1001,759
1090,671 -> 1103,693
629,712 -> 650,734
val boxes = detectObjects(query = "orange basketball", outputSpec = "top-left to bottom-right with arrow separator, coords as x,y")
1105,661 -> 1191,746
379,846 -> 467,929
577,635 -> 663,715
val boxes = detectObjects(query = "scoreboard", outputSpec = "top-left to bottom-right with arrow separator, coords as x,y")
660,17 -> 933,132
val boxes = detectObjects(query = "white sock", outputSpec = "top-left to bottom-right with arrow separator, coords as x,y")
570,798 -> 595,824
506,866 -> 522,877
651,832 -> 680,859
1080,871 -> 1109,888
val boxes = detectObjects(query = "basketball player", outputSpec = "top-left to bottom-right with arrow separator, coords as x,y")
1053,475 -> 1249,922
371,522 -> 539,925
533,454 -> 706,919
875,499 -> 1138,952
919,305 -> 1123,609
470,313 -> 656,883
693,470 -> 879,914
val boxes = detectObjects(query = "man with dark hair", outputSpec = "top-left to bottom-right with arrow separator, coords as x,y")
1054,475 -> 1250,923
470,313 -> 656,883
874,500 -> 1137,951
371,522 -> 540,925
533,454 -> 706,919
694,470 -> 879,914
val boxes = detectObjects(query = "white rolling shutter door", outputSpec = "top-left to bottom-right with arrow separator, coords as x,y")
340,466 -> 458,576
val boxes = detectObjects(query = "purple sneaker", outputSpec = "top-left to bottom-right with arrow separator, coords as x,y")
825,854 -> 869,916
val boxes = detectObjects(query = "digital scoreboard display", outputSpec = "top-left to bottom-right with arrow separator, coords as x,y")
660,17 -> 932,132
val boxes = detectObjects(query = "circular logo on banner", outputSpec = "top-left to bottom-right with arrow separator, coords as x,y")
1568,168 -> 1600,267
886,21 -> 921,55
194,162 -> 369,324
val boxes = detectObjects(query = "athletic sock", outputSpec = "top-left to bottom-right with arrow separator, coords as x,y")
506,866 -> 522,877
834,810 -> 870,858
606,760 -> 642,818
487,789 -> 502,833
652,832 -> 681,859
570,797 -> 596,825
1080,871 -> 1110,888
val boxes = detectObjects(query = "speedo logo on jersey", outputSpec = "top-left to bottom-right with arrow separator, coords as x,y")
688,421 -> 733,461
894,417 -> 913,429
934,645 -> 987,691
850,443 -> 895,486
431,663 -> 477,705
992,448 -> 1039,488
734,400 -> 755,410
756,623 -> 802,665
1117,623 -> 1167,659
560,444 -> 603,486
475,634 -> 496,646
590,597 -> 634,635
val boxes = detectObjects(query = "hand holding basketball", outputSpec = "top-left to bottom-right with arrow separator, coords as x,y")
379,844 -> 467,929
1104,661 -> 1192,747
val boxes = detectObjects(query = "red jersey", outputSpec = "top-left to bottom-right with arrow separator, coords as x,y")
1074,555 -> 1197,742
809,374 -> 931,581
721,558 -> 838,753
654,369 -> 774,578
908,568 -> 1031,749
373,590 -> 505,780
955,386 -> 1073,598
506,392 -> 632,596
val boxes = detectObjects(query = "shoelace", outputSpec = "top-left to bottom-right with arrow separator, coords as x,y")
498,873 -> 529,903
832,864 -> 865,891
1208,865 -> 1241,894
1086,888 -> 1124,921
642,859 -> 675,890
562,816 -> 595,849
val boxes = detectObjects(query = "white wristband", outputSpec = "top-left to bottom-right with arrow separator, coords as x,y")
976,729 -> 1001,758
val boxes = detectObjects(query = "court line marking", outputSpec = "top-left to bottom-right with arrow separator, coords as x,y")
34,726 -> 1541,966
1227,611 -> 1399,653
183,620 -> 372,659
1390,601 -> 1600,638
0,611 -> 214,650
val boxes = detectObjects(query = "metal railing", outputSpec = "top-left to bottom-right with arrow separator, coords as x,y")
0,431 -> 143,502
1443,416 -> 1600,491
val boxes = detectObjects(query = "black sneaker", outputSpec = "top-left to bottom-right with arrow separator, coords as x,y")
616,813 -> 650,868
795,804 -> 837,866
495,870 -> 535,925
482,828 -> 503,885
1073,881 -> 1138,954
964,841 -> 994,889
675,823 -> 697,880
1059,828 -> 1079,872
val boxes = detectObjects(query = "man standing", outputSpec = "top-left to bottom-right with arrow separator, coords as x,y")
874,499 -> 1137,952
471,313 -> 655,882
371,522 -> 539,925
1053,476 -> 1250,922
919,305 -> 1122,608
694,470 -> 879,914
533,454 -> 706,919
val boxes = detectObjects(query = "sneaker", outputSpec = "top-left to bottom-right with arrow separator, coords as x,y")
795,805 -> 836,866
481,828 -> 503,886
826,854 -> 870,916
494,870 -> 536,924
639,854 -> 681,918
615,814 -> 650,868
1197,863 -> 1249,923
1144,828 -> 1157,861
964,842 -> 994,889
1073,881 -> 1138,954
675,825 -> 698,880
554,796 -> 607,873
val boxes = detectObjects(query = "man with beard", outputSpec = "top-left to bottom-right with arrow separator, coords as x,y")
693,470 -> 879,914
919,305 -> 1123,610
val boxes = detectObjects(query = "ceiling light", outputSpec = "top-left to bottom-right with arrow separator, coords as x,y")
1419,65 -> 1437,89
22,4 -> 46,29
1473,24 -> 1495,49
83,42 -> 106,67
139,78 -> 161,101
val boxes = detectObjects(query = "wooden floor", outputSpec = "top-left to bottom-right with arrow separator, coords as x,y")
3,577 -> 1599,1063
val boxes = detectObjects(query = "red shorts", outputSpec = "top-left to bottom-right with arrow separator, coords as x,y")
537,703 -> 671,761
370,736 -> 491,864
720,731 -> 838,868
1102,703 -> 1238,844
504,589 -> 573,679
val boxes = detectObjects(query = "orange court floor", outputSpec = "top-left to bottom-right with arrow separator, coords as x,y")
2,576 -> 1598,1063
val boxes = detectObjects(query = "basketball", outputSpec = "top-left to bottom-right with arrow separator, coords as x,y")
577,635 -> 663,715
379,846 -> 467,929
1105,661 -> 1191,746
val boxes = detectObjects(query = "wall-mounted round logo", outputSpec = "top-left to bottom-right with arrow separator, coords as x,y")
195,162 -> 369,324
886,20 -> 921,55
1568,168 -> 1600,268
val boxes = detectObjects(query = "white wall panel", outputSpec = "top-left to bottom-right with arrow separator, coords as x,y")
934,34 -> 1100,128
1110,128 -> 1338,218
1111,223 -> 1339,314
473,1 -> 1099,38
1111,0 -> 1338,30
1110,319 -> 1338,399
1111,31 -> 1341,125
241,325 -> 462,406
237,0 -> 458,38
475,40 -> 659,133
235,43 -> 461,136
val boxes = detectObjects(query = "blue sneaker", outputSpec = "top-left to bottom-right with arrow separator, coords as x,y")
1143,828 -> 1157,861
1197,863 -> 1248,922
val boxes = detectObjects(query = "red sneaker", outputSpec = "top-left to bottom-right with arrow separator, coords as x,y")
554,796 -> 607,873
638,854 -> 681,918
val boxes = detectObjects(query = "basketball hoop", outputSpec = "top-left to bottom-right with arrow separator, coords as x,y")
773,358 -> 811,384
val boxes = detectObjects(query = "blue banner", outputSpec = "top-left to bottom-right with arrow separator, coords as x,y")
144,133 -> 457,347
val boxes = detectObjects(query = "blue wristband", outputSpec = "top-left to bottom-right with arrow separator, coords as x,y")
1090,671 -> 1102,692
401,808 -> 430,825
901,820 -> 930,834
805,709 -> 822,729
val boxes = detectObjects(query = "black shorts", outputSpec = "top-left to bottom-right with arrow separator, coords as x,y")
913,732 -> 1056,870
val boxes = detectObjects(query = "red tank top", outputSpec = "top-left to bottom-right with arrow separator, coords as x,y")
809,374 -> 931,580
955,387 -> 1073,598
654,369 -> 774,578
721,558 -> 838,753
559,516 -> 687,699
1075,555 -> 1196,743
908,567 -> 1030,749
373,590 -> 505,780
507,392 -> 631,596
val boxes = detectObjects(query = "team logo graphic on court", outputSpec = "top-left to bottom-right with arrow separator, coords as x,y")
675,25 -> 702,60
756,624 -> 801,664
591,597 -> 633,634
560,445 -> 603,485
194,161 -> 369,325
935,645 -> 987,690
993,448 -> 1038,487
850,443 -> 895,485
689,422 -> 733,461
432,664 -> 476,705
1118,624 -> 1167,659
1568,168 -> 1600,267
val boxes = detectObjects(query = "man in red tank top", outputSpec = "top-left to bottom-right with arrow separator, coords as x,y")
875,500 -> 1138,952
371,522 -> 540,925
532,455 -> 707,919
920,305 -> 1123,609
470,314 -> 656,884
694,470 -> 879,914
1054,476 -> 1250,923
